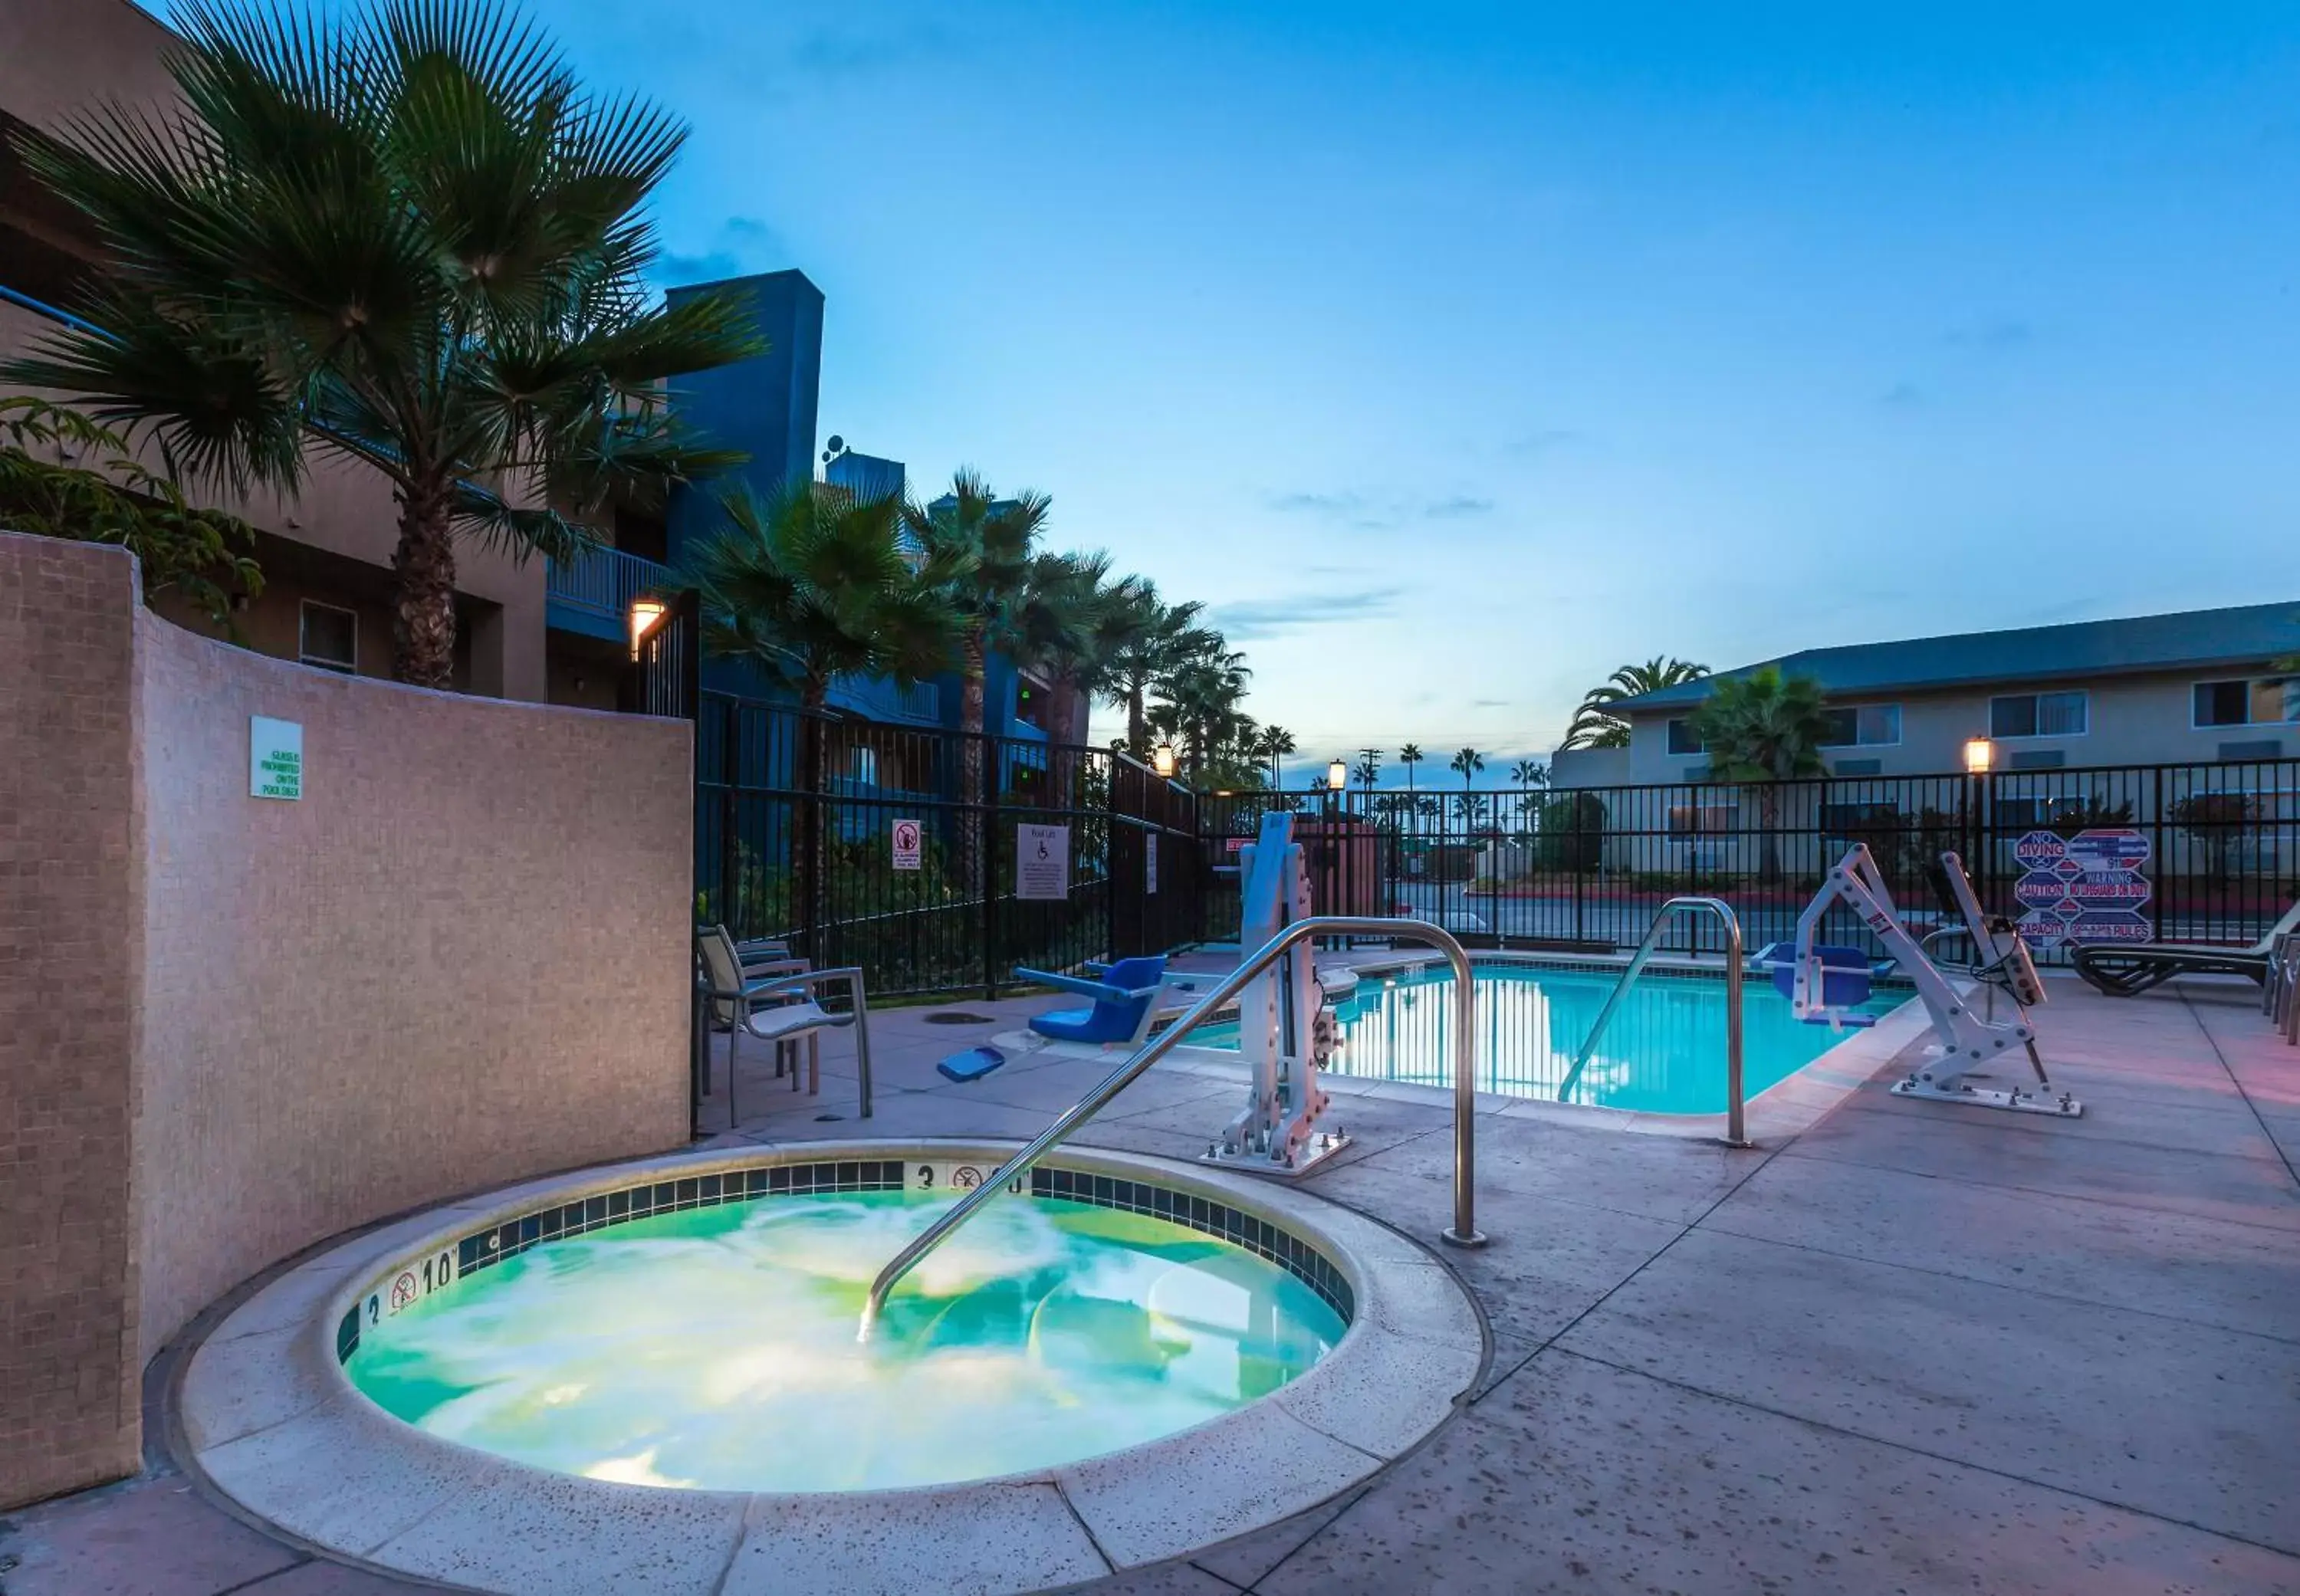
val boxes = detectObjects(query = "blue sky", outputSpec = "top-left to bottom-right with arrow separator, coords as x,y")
539,0 -> 2295,772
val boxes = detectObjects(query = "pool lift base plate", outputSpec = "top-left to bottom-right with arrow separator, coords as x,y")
1891,1074 -> 2082,1117
1200,1129 -> 1352,1179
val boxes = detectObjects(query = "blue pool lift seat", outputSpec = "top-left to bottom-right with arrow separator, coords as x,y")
1016,955 -> 1191,1048
1753,941 -> 1891,1026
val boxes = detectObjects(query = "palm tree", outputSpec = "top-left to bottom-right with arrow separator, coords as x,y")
902,470 -> 1053,743
1450,747 -> 1485,835
1510,757 -> 1547,837
5,0 -> 755,687
1399,743 -> 1423,790
684,480 -> 961,929
1687,665 -> 1833,880
1561,657 -> 1710,750
1101,583 -> 1210,757
1151,643 -> 1251,783
1260,724 -> 1297,790
1354,748 -> 1382,795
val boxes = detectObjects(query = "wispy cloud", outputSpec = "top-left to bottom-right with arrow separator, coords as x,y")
1211,586 -> 1405,640
1506,428 -> 1584,457
1878,380 -> 1924,409
1265,490 -> 1497,530
791,23 -> 965,76
1944,318 -> 2033,353
657,216 -> 788,287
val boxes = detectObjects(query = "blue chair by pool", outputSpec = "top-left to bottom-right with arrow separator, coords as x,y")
1753,941 -> 1891,1024
1016,956 -> 1191,1048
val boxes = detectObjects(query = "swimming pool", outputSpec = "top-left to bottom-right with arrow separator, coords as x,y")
1191,961 -> 1902,1115
347,1185 -> 1343,1492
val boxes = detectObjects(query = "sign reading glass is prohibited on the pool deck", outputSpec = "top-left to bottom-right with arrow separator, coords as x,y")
249,716 -> 303,800
1016,823 -> 1070,900
891,817 -> 922,872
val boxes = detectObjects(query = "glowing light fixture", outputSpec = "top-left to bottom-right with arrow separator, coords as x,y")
1962,736 -> 1994,774
1152,741 -> 1176,778
1326,759 -> 1348,791
628,596 -> 669,659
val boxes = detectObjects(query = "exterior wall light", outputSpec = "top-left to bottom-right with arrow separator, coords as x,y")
1962,736 -> 1994,774
1326,759 -> 1349,791
628,596 -> 669,660
1152,741 -> 1176,778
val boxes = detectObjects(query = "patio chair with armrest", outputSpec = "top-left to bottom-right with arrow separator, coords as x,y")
1014,954 -> 1200,1048
2072,900 -> 2300,996
695,925 -> 875,1122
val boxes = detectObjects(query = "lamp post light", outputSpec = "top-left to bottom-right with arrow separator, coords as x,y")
1326,758 -> 1348,793
1152,741 -> 1177,780
1962,737 -> 1994,774
628,596 -> 669,661
1961,736 -> 1994,876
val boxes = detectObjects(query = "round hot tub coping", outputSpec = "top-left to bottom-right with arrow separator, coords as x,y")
176,1138 -> 1484,1596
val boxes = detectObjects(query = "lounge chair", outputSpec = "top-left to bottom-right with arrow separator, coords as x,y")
2072,901 -> 2300,996
1016,955 -> 1198,1048
695,925 -> 874,1121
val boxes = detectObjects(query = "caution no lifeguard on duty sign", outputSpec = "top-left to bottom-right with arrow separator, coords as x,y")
890,818 -> 922,872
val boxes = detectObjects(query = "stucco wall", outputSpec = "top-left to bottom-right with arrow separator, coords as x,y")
0,530 -> 693,1506
133,599 -> 694,1361
0,538 -> 145,1507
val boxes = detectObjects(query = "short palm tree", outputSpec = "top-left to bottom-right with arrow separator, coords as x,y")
1561,657 -> 1710,750
1104,585 -> 1211,757
1451,747 -> 1484,828
1686,665 -> 1833,879
1510,757 -> 1546,836
684,481 -> 961,927
1399,743 -> 1423,792
5,0 -> 757,686
1260,724 -> 1297,790
683,481 -> 961,714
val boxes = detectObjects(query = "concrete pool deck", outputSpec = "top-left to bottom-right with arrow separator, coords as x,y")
5,974 -> 2295,1594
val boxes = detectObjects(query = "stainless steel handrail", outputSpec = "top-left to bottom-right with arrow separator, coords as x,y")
859,915 -> 1487,1338
1557,896 -> 1750,1148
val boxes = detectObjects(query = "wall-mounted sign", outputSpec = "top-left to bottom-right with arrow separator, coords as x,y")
1016,823 -> 1070,901
2012,827 -> 2152,947
250,716 -> 303,800
891,818 -> 922,872
1145,831 -> 1160,895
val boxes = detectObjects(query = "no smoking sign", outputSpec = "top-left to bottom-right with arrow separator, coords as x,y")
891,817 -> 922,872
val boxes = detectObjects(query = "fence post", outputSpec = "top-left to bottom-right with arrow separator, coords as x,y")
2150,765 -> 2167,943
981,737 -> 1002,1002
718,698 -> 740,932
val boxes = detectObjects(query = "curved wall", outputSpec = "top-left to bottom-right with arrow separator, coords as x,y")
0,534 -> 694,1506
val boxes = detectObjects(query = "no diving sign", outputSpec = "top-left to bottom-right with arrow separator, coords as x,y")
891,818 -> 922,872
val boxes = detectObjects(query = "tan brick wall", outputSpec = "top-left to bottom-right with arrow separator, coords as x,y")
0,538 -> 144,1508
0,531 -> 694,1506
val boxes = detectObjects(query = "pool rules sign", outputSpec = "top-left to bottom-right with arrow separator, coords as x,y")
249,716 -> 303,800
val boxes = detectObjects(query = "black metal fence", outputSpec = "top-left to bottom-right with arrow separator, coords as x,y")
694,693 -> 1201,997
1201,757 -> 2299,966
687,685 -> 2296,997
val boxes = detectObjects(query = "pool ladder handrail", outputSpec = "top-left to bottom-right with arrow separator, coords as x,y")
859,915 -> 1489,1339
1558,895 -> 1751,1148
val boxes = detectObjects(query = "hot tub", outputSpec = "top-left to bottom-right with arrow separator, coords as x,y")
177,1140 -> 1480,1596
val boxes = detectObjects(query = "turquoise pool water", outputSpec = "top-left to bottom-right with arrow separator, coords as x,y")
1193,963 -> 1901,1114
347,1190 -> 1343,1492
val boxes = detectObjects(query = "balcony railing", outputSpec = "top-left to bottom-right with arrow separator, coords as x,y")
547,544 -> 675,621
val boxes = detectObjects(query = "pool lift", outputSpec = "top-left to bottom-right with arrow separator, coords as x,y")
1772,844 -> 2080,1118
1205,810 -> 1352,1175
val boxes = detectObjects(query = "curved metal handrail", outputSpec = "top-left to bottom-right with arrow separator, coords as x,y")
1557,896 -> 1749,1148
859,915 -> 1487,1338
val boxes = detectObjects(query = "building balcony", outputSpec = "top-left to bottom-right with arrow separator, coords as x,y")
547,544 -> 675,642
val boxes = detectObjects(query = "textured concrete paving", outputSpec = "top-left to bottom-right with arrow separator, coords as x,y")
4,976 -> 2294,1594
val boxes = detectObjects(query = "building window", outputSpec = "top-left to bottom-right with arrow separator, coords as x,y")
298,601 -> 357,674
1665,718 -> 1704,755
1820,800 -> 1901,839
2193,678 -> 2298,728
1819,704 -> 1900,747
846,747 -> 879,787
1990,690 -> 2088,739
1666,800 -> 1740,834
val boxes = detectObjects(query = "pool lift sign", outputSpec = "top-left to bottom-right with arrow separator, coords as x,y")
2011,828 -> 2152,948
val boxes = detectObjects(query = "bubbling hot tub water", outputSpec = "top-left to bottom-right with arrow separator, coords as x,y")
346,1189 -> 1344,1493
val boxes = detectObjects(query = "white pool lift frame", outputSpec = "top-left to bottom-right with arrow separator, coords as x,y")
1788,843 -> 2081,1118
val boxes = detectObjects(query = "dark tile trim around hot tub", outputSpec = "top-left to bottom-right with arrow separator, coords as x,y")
335,1156 -> 1353,1364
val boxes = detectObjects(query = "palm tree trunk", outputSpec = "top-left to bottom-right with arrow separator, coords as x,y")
1125,679 -> 1147,757
391,483 -> 458,688
799,680 -> 830,957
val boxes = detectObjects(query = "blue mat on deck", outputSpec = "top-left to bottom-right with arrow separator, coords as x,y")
937,1046 -> 1007,1083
